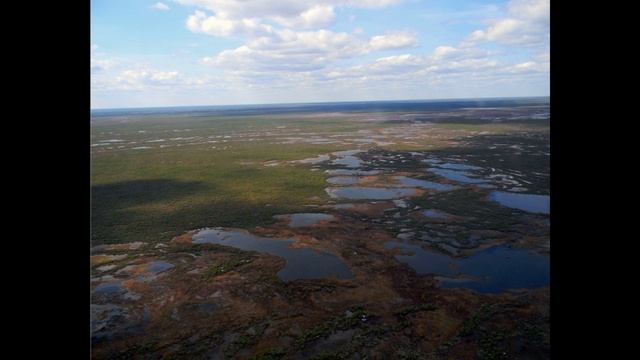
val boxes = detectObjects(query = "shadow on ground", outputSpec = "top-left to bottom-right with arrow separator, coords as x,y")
91,178 -> 309,246
91,179 -> 208,245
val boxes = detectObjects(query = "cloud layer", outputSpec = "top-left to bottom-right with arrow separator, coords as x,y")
91,0 -> 549,108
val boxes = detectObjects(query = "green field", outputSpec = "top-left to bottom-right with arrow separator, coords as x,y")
91,111 -> 548,245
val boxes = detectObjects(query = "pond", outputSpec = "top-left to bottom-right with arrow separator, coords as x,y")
394,176 -> 457,191
428,167 -> 488,184
325,187 -> 419,200
385,241 -> 549,293
193,228 -> 353,281
332,150 -> 363,168
488,191 -> 550,214
275,213 -> 336,227
325,169 -> 382,176
326,176 -> 360,185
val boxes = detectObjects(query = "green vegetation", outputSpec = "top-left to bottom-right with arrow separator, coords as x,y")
478,329 -> 509,360
516,320 -> 547,347
435,120 -> 549,131
224,324 -> 269,359
394,347 -> 428,360
203,255 -> 254,278
251,348 -> 286,360
91,111 -> 548,246
91,146 -> 334,245
394,303 -> 438,330
458,303 -> 494,337
295,307 -> 367,349
415,188 -> 518,231
91,114 -> 395,245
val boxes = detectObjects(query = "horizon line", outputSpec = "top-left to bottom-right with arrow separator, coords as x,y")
90,95 -> 550,112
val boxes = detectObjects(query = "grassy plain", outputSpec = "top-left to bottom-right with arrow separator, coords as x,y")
91,112 -> 548,245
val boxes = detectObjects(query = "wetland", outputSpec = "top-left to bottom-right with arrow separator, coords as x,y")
91,98 -> 550,359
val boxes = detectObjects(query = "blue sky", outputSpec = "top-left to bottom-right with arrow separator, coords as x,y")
91,0 -> 549,109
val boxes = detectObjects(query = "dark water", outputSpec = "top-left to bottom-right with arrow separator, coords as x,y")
332,150 -> 363,168
394,176 -> 457,191
422,209 -> 449,219
333,156 -> 362,168
489,191 -> 550,214
193,228 -> 353,281
94,282 -> 123,295
327,176 -> 360,185
385,241 -> 549,293
147,261 -> 175,274
325,169 -> 382,176
326,187 -> 419,200
333,203 -> 355,210
435,163 -> 481,171
428,167 -> 488,184
276,213 -> 336,227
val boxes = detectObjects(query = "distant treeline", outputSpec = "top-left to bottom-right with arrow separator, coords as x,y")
90,97 -> 550,120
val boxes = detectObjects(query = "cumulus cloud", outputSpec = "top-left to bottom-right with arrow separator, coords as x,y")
341,54 -> 424,79
181,0 -> 418,77
466,0 -> 549,46
151,2 -> 170,11
150,71 -> 179,81
177,1 -> 402,26
330,46 -> 497,81
502,57 -> 549,74
178,0 -> 406,35
93,0 -> 548,107
202,45 -> 328,72
196,24 -> 543,94
91,58 -> 115,73
274,5 -> 336,28
368,32 -> 418,51
113,69 -> 182,90
200,28 -> 419,73
308,51 -> 543,95
186,10 -> 275,37
90,45 -> 116,73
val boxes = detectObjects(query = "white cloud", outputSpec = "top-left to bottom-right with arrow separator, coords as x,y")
502,57 -> 549,74
150,71 -> 179,81
368,32 -> 418,51
194,23 -> 531,94
202,45 -> 328,72
181,0 -> 417,77
274,5 -> 336,28
337,46 -> 496,80
91,58 -> 115,73
338,54 -> 424,80
177,1 -> 402,21
466,0 -> 549,46
90,45 -> 116,73
93,0 -> 549,107
533,51 -> 550,63
199,28 -> 420,74
186,10 -> 275,37
346,0 -> 403,7
151,2 -> 170,11
511,61 -> 536,71
178,0 -> 404,32
430,46 -> 491,61
113,69 -> 182,90
507,0 -> 549,21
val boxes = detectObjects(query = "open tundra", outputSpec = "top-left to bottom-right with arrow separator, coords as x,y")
91,98 -> 550,359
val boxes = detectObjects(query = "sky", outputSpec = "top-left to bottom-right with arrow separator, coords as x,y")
91,0 -> 549,109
